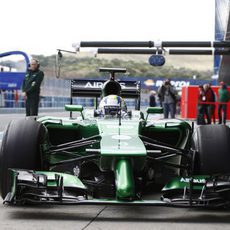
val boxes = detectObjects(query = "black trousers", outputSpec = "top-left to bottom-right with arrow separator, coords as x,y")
25,94 -> 40,116
197,104 -> 211,125
218,104 -> 227,124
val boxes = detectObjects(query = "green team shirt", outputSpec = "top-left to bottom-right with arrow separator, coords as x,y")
218,88 -> 230,103
22,69 -> 44,95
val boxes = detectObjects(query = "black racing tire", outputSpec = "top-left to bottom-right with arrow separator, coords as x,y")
0,119 -> 46,199
192,125 -> 230,175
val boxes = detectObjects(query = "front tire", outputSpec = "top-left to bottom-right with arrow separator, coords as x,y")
0,119 -> 46,199
192,125 -> 230,175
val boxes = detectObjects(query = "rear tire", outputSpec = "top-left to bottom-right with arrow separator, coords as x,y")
192,125 -> 230,174
0,119 -> 46,199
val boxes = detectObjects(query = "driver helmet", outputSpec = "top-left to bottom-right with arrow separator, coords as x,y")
99,95 -> 127,117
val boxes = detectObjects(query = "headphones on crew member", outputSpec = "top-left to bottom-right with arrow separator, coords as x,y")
28,58 -> 40,69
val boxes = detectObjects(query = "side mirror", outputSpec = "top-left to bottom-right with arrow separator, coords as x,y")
146,107 -> 163,120
65,104 -> 83,112
146,107 -> 163,114
65,104 -> 84,119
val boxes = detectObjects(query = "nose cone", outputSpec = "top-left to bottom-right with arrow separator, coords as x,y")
115,159 -> 135,200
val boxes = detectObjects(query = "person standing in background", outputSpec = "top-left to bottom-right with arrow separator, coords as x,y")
22,59 -> 44,116
157,79 -> 177,119
197,85 -> 206,125
203,84 -> 211,122
203,83 -> 214,124
208,83 -> 216,124
218,81 -> 229,124
149,90 -> 156,107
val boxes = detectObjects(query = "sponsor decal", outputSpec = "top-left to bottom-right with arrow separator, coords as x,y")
8,83 -> 17,88
144,79 -> 155,86
84,81 -> 127,89
84,81 -> 104,89
155,80 -> 190,88
112,135 -> 131,140
143,79 -> 190,89
120,83 -> 126,89
72,81 -> 129,89
180,177 -> 206,183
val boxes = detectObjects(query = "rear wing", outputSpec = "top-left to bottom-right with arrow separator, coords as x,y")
70,79 -> 141,109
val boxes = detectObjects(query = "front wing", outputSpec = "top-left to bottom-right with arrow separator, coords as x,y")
4,169 -> 230,208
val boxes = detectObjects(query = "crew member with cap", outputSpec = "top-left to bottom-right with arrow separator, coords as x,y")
218,81 -> 229,124
22,59 -> 44,116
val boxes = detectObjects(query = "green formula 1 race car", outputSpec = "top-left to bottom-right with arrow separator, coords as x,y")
1,67 -> 230,208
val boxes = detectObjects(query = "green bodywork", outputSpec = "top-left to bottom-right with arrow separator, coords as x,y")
97,119 -> 146,199
35,171 -> 86,189
10,169 -> 86,190
115,159 -> 135,199
162,175 -> 209,191
65,104 -> 83,112
31,106 -> 193,201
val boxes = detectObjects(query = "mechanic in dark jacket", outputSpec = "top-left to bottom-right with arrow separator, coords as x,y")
22,59 -> 44,116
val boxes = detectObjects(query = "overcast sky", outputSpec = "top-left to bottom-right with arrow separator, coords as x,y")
0,0 -> 215,56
